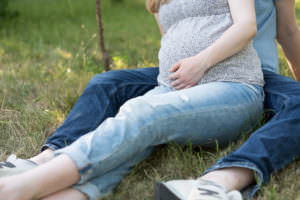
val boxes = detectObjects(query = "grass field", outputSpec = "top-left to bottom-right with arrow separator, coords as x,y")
1,0 -> 300,199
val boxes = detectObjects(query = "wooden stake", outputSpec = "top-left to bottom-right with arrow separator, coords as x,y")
96,0 -> 111,71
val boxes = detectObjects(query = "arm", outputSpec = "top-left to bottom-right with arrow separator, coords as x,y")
169,0 -> 258,89
276,0 -> 300,81
154,13 -> 165,36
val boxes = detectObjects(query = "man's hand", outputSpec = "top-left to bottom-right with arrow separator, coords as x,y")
168,53 -> 210,90
276,0 -> 300,81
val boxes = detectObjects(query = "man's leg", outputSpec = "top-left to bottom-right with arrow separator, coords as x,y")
31,67 -> 159,164
156,70 -> 300,199
203,71 -> 300,193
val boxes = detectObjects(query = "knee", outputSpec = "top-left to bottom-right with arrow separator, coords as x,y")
270,96 -> 300,115
85,71 -> 124,92
118,97 -> 154,119
285,97 -> 300,112
88,71 -> 120,85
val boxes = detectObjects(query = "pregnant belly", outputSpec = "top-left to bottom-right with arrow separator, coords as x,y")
159,14 -> 232,67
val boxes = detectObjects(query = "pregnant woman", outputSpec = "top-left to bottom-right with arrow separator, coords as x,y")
0,0 -> 264,199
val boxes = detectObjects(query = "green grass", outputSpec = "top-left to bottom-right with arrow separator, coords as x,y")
0,0 -> 300,199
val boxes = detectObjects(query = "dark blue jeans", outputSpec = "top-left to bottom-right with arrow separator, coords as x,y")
43,67 -> 300,195
42,68 -> 158,151
204,69 -> 300,196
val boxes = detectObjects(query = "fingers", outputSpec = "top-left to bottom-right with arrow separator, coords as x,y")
174,83 -> 187,90
168,60 -> 199,90
170,78 -> 182,87
171,77 -> 198,90
169,62 -> 181,73
168,71 -> 179,80
173,83 -> 194,90
171,78 -> 191,90
169,61 -> 182,80
184,85 -> 192,89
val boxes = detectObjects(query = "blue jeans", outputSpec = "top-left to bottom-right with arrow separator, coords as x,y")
53,81 -> 263,200
43,67 -> 300,198
204,69 -> 300,197
42,68 -> 159,151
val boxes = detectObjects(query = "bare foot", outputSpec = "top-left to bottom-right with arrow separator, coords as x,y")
41,188 -> 88,200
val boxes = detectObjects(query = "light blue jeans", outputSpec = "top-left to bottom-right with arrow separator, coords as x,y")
55,81 -> 264,200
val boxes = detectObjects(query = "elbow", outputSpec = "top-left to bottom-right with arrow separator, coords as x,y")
235,21 -> 258,40
250,24 -> 258,38
245,22 -> 258,39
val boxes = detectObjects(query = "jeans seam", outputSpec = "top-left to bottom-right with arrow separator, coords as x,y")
40,143 -> 60,152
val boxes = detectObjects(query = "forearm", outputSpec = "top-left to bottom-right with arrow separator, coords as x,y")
196,22 -> 257,70
195,0 -> 257,70
277,24 -> 300,81
275,0 -> 300,81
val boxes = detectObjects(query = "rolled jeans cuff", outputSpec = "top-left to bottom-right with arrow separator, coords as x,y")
54,145 -> 93,184
202,161 -> 264,199
73,182 -> 103,200
40,143 -> 60,152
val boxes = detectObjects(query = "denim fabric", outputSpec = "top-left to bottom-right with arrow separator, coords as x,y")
44,67 -> 300,199
203,70 -> 300,198
42,68 -> 159,151
54,82 -> 264,200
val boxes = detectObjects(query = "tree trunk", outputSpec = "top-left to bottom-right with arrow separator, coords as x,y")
96,0 -> 111,71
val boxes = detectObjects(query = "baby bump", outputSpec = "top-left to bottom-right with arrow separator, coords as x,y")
158,14 -> 233,85
159,14 -> 232,63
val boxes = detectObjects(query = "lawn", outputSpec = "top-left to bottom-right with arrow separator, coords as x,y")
0,0 -> 300,199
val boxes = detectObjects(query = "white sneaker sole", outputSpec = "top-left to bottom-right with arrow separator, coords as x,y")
155,182 -> 182,200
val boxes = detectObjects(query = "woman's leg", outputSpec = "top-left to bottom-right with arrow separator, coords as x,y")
0,82 -> 263,200
53,82 -> 263,184
0,154 -> 79,200
30,67 -> 159,164
42,148 -> 154,200
41,189 -> 87,200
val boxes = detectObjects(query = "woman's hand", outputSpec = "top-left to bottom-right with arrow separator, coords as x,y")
168,53 -> 211,90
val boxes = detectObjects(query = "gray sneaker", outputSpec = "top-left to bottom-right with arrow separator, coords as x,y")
155,179 -> 243,200
0,154 -> 37,177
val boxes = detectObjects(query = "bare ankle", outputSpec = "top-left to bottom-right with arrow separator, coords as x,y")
30,149 -> 54,165
201,167 -> 255,191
